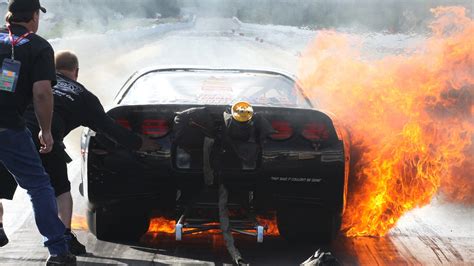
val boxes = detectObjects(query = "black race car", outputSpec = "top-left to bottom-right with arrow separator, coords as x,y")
80,67 -> 350,243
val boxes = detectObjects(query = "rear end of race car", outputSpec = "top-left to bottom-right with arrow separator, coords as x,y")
80,102 -> 349,245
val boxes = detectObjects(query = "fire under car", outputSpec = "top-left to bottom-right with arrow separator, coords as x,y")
80,67 -> 350,244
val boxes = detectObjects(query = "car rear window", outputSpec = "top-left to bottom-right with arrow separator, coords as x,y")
120,71 -> 311,108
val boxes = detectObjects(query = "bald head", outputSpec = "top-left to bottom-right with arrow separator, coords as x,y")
55,50 -> 78,72
55,50 -> 79,81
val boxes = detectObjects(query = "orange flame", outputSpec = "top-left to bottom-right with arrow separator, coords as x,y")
146,216 -> 280,237
147,218 -> 222,235
71,215 -> 88,231
256,216 -> 280,236
298,6 -> 473,237
147,217 -> 176,234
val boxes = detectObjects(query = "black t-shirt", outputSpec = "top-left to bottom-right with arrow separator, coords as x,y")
0,24 -> 56,129
24,73 -> 142,152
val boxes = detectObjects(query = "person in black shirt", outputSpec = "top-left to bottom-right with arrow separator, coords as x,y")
0,0 -> 75,264
0,50 -> 158,255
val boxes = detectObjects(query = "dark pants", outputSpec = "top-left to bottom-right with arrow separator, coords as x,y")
0,150 -> 71,199
0,128 -> 68,255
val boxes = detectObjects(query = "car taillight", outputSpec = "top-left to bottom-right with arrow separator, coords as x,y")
302,122 -> 329,141
142,119 -> 170,137
270,120 -> 293,140
116,119 -> 131,129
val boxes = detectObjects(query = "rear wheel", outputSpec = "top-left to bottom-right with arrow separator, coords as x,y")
87,202 -> 150,241
277,205 -> 341,243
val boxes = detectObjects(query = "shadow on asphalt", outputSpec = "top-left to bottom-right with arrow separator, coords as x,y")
129,233 -> 334,265
79,231 -> 413,265
80,253 -> 167,266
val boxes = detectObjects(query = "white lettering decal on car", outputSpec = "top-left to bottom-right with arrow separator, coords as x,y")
270,177 -> 323,183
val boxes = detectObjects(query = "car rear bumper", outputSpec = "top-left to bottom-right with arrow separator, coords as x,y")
84,141 -> 346,214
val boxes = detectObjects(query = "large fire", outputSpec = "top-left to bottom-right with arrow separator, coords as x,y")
298,7 -> 473,237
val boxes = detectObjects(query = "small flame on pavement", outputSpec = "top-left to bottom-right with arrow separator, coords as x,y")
71,215 -> 88,231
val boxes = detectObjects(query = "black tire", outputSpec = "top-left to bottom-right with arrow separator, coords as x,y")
87,202 -> 150,241
277,205 -> 341,243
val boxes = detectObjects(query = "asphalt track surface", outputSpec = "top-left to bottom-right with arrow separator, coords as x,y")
1,18 -> 473,265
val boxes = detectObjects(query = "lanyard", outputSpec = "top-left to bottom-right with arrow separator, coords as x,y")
6,25 -> 32,60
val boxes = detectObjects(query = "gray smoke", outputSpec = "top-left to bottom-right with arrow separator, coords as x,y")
180,0 -> 473,33
38,0 -> 181,39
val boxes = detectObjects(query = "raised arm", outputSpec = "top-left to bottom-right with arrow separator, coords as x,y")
84,92 -> 143,150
